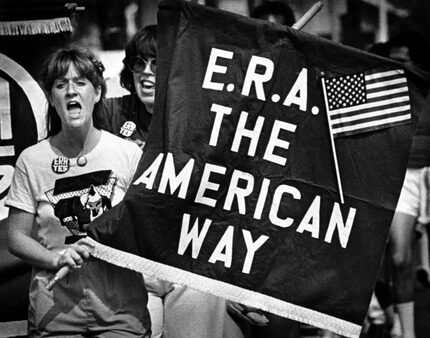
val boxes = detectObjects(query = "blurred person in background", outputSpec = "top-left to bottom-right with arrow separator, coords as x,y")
385,30 -> 430,338
250,1 -> 295,26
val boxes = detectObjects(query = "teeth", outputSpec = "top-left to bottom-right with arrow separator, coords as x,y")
141,81 -> 154,89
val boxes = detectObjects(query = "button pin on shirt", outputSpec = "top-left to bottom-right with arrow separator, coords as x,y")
52,157 -> 70,174
120,121 -> 137,138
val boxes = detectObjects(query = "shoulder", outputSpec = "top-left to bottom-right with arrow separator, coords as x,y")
100,130 -> 142,155
105,94 -> 135,114
14,139 -> 51,175
101,95 -> 140,135
17,139 -> 50,164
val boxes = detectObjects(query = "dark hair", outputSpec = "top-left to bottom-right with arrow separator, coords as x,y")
120,25 -> 157,94
386,31 -> 430,71
250,1 -> 295,27
40,47 -> 107,136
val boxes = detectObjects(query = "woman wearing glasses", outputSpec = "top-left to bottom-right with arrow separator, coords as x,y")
102,25 -> 157,148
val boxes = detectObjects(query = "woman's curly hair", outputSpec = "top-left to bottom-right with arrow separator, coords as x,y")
120,25 -> 157,93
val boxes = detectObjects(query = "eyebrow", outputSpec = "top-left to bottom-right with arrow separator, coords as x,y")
55,75 -> 87,82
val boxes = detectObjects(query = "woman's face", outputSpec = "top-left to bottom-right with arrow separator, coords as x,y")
49,63 -> 101,130
131,56 -> 156,114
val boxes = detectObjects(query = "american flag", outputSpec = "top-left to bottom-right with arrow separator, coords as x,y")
322,68 -> 411,137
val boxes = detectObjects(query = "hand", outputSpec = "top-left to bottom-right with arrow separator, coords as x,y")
130,138 -> 146,149
56,237 -> 95,270
226,301 -> 269,326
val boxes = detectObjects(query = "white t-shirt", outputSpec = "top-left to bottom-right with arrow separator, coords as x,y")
5,130 -> 142,251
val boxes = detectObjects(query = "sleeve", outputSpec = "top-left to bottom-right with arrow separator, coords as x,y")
100,96 -> 134,137
4,155 -> 37,214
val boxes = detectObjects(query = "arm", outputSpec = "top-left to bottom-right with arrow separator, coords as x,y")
7,207 -> 94,271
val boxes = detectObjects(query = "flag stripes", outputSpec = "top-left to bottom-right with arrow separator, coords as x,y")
366,77 -> 406,89
330,105 -> 410,125
324,69 -> 411,137
330,96 -> 410,116
331,114 -> 411,135
365,69 -> 401,79
367,86 -> 408,99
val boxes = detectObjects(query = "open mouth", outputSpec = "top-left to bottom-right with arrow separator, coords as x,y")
140,80 -> 155,90
67,101 -> 82,113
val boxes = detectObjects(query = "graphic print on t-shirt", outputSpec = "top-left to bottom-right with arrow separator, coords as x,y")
45,170 -> 117,239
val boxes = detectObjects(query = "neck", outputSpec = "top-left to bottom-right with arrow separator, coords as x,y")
53,125 -> 101,158
145,103 -> 154,115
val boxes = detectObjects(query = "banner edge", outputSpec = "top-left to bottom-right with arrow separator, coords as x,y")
91,239 -> 362,338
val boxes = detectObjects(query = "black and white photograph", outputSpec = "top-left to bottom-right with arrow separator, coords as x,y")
1,1 -> 430,337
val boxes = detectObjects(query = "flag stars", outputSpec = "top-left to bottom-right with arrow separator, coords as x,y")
325,72 -> 367,110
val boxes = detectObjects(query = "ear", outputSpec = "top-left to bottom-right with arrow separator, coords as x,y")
95,86 -> 102,103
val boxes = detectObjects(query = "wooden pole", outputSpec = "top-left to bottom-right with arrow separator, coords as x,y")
292,1 -> 324,31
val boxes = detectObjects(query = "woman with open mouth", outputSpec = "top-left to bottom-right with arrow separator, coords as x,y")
5,47 -> 149,337
102,25 -> 157,149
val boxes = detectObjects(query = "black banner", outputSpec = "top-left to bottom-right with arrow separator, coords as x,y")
89,1 -> 430,336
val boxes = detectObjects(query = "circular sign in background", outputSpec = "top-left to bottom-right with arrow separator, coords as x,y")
0,53 -> 48,218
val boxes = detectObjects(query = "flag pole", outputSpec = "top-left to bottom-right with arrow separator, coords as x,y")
292,1 -> 323,30
320,73 -> 345,204
292,3 -> 343,203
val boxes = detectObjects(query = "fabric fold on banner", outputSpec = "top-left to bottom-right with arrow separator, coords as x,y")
88,1 -> 430,337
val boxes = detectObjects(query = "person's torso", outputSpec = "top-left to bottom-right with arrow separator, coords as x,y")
103,95 -> 152,147
19,131 -> 139,251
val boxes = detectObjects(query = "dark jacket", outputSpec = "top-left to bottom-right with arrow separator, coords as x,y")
100,94 -> 152,145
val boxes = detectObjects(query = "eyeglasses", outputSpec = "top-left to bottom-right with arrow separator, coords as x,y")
128,56 -> 156,73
